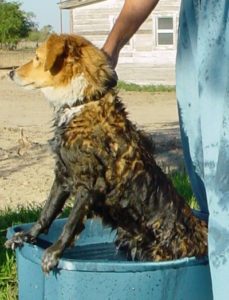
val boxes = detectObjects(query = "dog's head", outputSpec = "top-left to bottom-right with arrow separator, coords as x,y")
9,34 -> 117,108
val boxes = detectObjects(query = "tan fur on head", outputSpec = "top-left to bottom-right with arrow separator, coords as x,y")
11,34 -> 117,108
44,34 -> 65,72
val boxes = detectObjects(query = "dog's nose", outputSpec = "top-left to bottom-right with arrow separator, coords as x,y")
9,70 -> 15,80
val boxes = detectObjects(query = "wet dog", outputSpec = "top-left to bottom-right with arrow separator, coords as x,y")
5,34 -> 207,273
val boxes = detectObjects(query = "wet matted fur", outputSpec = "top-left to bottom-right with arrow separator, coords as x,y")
5,34 -> 208,273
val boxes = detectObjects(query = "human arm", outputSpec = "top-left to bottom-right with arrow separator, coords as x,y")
102,0 -> 160,68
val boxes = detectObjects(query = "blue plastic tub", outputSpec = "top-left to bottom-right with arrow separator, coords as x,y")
7,217 -> 213,300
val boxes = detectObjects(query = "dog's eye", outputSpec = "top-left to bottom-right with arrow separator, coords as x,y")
35,55 -> 39,61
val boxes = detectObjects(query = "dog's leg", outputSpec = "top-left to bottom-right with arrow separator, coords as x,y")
5,177 -> 70,250
42,186 -> 90,273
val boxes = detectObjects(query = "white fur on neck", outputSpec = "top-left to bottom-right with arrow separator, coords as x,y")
58,105 -> 84,127
42,74 -> 88,109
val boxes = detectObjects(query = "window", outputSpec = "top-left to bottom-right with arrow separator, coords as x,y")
156,17 -> 174,46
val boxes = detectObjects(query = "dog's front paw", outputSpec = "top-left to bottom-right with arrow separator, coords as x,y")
42,246 -> 61,273
5,232 -> 36,250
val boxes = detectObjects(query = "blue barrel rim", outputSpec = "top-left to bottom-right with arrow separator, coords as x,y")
7,223 -> 209,273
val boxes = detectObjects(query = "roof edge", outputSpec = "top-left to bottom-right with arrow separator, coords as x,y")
58,0 -> 106,9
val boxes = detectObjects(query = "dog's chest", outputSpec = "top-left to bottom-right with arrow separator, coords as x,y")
50,106 -> 102,187
51,105 -> 84,151
57,105 -> 84,127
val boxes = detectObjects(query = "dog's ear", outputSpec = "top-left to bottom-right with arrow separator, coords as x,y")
44,34 -> 65,71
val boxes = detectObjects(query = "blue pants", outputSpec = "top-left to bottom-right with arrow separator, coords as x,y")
176,1 -> 229,299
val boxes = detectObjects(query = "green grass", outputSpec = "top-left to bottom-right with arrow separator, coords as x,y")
117,81 -> 175,92
169,171 -> 198,209
0,172 -> 196,298
0,206 -> 42,300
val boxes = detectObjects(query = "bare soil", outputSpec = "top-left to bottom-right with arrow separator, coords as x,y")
0,71 -> 183,210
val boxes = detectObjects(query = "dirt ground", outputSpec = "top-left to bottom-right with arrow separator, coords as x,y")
0,71 -> 183,210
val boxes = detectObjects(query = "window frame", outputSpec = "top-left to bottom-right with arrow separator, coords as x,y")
155,15 -> 176,49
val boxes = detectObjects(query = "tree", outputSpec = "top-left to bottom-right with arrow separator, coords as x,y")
0,1 -> 36,49
28,25 -> 54,44
28,29 -> 40,43
40,25 -> 54,41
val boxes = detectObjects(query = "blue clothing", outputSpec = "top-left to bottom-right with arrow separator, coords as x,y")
176,1 -> 229,299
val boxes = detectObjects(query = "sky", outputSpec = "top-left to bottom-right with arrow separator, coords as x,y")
20,0 -> 70,33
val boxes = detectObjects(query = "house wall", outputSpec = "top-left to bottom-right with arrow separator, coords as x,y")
71,0 -> 181,66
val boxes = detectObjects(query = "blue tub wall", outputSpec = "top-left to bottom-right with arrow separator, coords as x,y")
8,218 -> 213,300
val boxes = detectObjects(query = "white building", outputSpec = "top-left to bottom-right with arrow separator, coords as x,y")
59,0 -> 181,85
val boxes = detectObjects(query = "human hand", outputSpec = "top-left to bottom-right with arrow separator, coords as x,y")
101,47 -> 120,69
